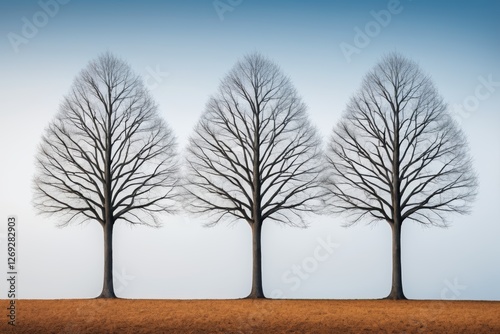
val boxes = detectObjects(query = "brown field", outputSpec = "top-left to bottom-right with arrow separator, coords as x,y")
1,299 -> 499,333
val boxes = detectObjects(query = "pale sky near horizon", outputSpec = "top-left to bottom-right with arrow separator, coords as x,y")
0,0 -> 499,300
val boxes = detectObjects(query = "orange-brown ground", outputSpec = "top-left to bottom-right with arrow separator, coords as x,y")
1,299 -> 499,333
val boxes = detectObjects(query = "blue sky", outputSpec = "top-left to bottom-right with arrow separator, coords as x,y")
0,0 -> 499,300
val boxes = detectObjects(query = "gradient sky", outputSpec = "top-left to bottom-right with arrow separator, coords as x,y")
0,0 -> 499,300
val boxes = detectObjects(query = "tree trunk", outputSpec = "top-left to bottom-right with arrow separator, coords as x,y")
98,93 -> 116,299
247,220 -> 265,299
246,104 -> 265,299
387,99 -> 406,300
98,221 -> 116,298
386,221 -> 406,300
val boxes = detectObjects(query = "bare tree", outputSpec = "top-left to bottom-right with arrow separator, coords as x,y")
183,53 -> 325,298
325,53 -> 478,300
33,53 -> 179,298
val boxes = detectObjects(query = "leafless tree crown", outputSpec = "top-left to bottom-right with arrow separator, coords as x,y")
326,53 -> 478,227
183,53 -> 326,227
33,52 -> 179,227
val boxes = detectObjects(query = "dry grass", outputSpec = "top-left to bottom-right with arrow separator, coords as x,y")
1,299 -> 499,333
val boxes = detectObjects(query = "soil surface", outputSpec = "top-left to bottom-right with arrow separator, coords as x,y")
1,299 -> 499,333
